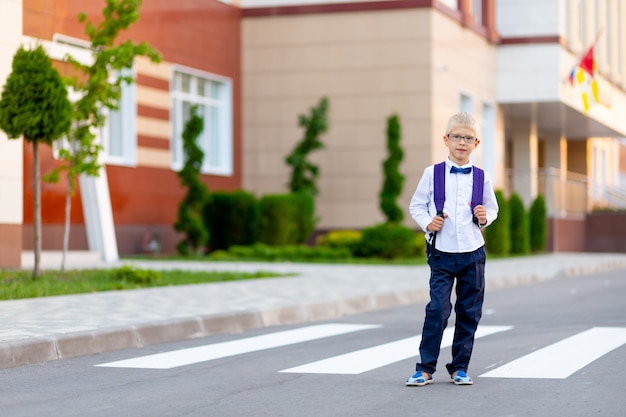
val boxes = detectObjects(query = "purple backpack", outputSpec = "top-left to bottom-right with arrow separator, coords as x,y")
429,162 -> 484,257
434,161 -> 485,225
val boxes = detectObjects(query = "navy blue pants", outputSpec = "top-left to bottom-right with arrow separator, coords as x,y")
415,246 -> 486,376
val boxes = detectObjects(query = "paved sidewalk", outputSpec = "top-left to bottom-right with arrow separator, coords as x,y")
2,252 -> 626,369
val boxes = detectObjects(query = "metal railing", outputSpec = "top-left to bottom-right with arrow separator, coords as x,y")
541,168 -> 589,216
504,168 -> 588,216
505,167 -> 626,216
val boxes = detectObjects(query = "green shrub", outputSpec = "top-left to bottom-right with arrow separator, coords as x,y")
379,114 -> 405,223
291,192 -> 316,244
413,233 -> 427,258
485,190 -> 510,255
509,193 -> 530,254
204,190 -> 259,251
174,105 -> 208,255
285,97 -> 329,197
257,194 -> 297,245
353,223 -> 416,259
529,194 -> 547,252
220,243 -> 351,261
113,266 -> 160,286
316,230 -> 362,254
257,193 -> 314,245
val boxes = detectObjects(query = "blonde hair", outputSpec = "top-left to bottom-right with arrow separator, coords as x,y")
445,112 -> 479,136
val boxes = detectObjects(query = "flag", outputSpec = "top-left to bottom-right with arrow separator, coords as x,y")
568,43 -> 599,114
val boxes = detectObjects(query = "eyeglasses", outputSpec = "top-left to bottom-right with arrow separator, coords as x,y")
447,134 -> 478,144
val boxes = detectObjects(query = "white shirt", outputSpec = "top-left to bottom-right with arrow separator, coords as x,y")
409,158 -> 499,253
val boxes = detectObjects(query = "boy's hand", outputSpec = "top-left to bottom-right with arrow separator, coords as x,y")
427,213 -> 447,232
473,204 -> 487,226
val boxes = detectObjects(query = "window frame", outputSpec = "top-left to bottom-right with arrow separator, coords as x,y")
170,65 -> 233,177
48,34 -> 137,167
100,67 -> 138,167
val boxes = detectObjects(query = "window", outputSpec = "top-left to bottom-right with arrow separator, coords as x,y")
471,0 -> 482,26
102,68 -> 137,166
578,0 -> 585,45
49,34 -> 136,166
481,102 -> 496,175
437,0 -> 456,10
171,67 -> 233,176
460,94 -> 474,113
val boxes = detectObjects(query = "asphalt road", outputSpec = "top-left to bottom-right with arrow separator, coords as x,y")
2,269 -> 625,417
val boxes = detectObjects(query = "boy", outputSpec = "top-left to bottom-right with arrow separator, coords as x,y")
406,112 -> 499,386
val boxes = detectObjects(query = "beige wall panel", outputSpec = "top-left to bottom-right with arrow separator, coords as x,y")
318,176 -> 357,201
0,135 -> 22,177
137,147 -> 171,169
243,8 -> 444,228
0,0 -> 22,228
242,125 -> 283,151
0,136 -> 22,220
137,116 -> 171,140
243,11 -> 430,46
244,40 -> 429,72
0,1 -> 20,46
246,67 -> 430,100
136,56 -> 171,81
316,201 -> 384,229
429,12 -> 499,180
0,177 -> 22,223
137,86 -> 170,110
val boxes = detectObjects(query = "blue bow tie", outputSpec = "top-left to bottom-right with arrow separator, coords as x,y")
450,166 -> 472,174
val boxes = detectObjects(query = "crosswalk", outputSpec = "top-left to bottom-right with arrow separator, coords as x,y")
280,325 -> 512,374
96,323 -> 626,380
480,327 -> 626,379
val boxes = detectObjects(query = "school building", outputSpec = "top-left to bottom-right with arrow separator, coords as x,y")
1,0 -> 625,268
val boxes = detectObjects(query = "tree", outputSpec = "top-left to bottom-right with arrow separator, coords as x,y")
379,114 -> 405,223
285,97 -> 329,196
0,45 -> 72,277
51,0 -> 161,270
174,105 -> 209,255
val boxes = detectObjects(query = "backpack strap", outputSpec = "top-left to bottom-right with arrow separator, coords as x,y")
471,166 -> 484,226
471,166 -> 484,210
433,162 -> 446,216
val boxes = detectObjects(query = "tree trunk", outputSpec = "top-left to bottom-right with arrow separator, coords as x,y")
61,183 -> 72,273
33,141 -> 41,278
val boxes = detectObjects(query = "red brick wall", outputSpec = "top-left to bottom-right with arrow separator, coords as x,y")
585,212 -> 626,252
546,217 -> 586,252
21,0 -> 242,254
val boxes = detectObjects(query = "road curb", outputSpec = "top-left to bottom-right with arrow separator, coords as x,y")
2,257 -> 625,370
0,288 -> 432,369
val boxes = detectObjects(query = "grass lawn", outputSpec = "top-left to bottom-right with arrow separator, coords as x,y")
0,267 -> 289,301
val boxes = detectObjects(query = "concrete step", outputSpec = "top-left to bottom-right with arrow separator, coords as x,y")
21,251 -> 104,270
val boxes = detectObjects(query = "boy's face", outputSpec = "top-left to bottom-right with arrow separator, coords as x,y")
443,126 -> 480,166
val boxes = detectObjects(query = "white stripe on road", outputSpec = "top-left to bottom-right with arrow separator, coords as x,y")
480,327 -> 626,379
280,325 -> 513,374
96,323 -> 380,369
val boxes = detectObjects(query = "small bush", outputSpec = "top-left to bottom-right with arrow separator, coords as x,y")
204,190 -> 258,251
353,223 -> 416,259
317,230 -> 362,254
509,193 -> 530,254
413,233 -> 427,258
485,190 -> 510,255
217,243 -> 351,261
529,194 -> 547,252
113,266 -> 161,286
257,194 -> 298,245
291,192 -> 316,244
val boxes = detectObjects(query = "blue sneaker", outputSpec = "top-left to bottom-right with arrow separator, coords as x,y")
450,371 -> 473,385
406,371 -> 433,387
